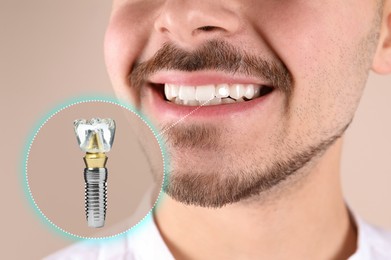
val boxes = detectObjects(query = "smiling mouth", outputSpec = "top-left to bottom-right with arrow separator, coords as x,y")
161,83 -> 274,106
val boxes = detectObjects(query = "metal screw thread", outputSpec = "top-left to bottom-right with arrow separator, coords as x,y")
84,168 -> 108,228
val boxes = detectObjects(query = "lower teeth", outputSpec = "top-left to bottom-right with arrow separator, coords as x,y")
172,97 -> 250,106
165,85 -> 274,106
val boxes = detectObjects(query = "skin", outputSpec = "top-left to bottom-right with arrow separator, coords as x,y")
105,0 -> 391,259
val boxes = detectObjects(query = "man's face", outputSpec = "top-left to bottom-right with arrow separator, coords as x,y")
105,0 -> 382,207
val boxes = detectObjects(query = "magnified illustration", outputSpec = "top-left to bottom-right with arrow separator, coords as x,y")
74,118 -> 116,228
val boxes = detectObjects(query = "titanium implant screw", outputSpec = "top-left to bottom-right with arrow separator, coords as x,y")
84,168 -> 107,228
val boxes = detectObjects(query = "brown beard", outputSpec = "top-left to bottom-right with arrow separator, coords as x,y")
128,20 -> 380,207
162,122 -> 350,208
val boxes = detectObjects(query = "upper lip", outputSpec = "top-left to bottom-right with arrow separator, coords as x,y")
147,70 -> 273,86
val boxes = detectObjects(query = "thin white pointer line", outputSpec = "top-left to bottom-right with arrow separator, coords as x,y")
157,97 -> 215,137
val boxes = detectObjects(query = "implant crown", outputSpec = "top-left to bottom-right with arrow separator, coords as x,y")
74,118 -> 116,153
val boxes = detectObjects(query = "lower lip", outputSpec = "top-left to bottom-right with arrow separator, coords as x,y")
144,84 -> 278,119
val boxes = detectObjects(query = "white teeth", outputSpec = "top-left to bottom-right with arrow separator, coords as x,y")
216,84 -> 230,98
196,84 -> 215,102
174,97 -> 183,105
164,85 -> 171,100
230,84 -> 245,100
164,84 -> 175,100
172,85 -> 179,98
184,99 -> 199,106
164,84 -> 179,101
208,97 -> 222,105
178,85 -> 196,101
244,84 -> 255,99
164,83 -> 269,106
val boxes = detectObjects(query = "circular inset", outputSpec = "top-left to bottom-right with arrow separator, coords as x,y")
23,96 -> 166,240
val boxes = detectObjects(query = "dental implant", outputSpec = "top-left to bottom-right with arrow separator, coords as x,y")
74,118 -> 116,228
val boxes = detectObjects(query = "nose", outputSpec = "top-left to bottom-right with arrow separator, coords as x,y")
154,0 -> 241,45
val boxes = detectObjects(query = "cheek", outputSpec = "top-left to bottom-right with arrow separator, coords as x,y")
105,11 -> 148,83
104,2 -> 164,89
254,1 -> 375,133
266,2 -> 372,80
104,2 -> 162,104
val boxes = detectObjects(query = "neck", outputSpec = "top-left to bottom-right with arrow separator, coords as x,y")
154,139 -> 357,260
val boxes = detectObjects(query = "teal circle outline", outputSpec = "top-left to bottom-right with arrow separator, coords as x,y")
21,95 -> 169,242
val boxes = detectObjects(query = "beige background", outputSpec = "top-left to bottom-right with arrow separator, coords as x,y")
1,1 -> 390,259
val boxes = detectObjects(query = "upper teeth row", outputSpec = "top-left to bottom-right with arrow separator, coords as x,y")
164,84 -> 263,104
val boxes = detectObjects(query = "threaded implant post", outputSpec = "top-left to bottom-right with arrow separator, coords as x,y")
84,168 -> 108,228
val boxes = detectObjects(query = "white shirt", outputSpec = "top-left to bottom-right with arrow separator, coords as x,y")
46,212 -> 391,260
349,215 -> 391,260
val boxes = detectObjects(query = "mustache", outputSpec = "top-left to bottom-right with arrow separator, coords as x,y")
130,40 -> 293,95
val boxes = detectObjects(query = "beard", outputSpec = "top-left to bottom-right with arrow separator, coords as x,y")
131,1 -> 382,208
162,122 -> 349,208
